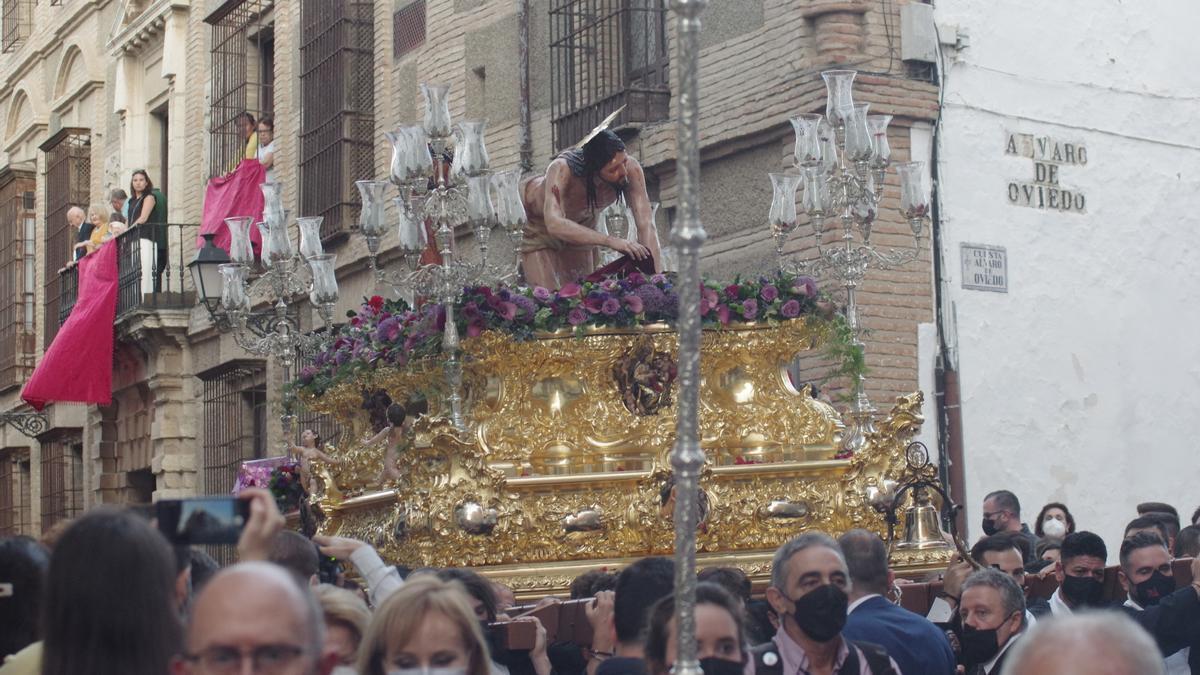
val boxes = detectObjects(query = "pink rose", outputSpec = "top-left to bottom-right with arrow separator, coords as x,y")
624,294 -> 644,314
760,284 -> 779,303
780,299 -> 801,318
498,301 -> 518,321
717,304 -> 731,325
533,286 -> 552,302
601,298 -> 621,315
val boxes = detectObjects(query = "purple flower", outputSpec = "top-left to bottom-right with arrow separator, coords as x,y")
512,295 -> 537,317
375,316 -> 401,343
716,304 -> 731,325
298,367 -> 315,385
628,272 -> 647,285
742,299 -> 758,320
334,350 -> 350,365
601,298 -> 621,315
533,286 -> 552,302
794,276 -> 818,298
497,301 -> 518,321
558,282 -> 582,299
600,279 -> 620,292
583,292 -> 606,314
650,274 -> 668,285
633,284 -> 668,315
780,299 -> 801,318
760,284 -> 779,303
568,307 -> 587,325
623,294 -> 644,314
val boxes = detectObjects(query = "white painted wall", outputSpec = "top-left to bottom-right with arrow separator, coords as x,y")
933,0 -> 1200,553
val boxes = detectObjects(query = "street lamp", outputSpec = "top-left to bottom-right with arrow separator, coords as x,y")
188,232 -> 231,320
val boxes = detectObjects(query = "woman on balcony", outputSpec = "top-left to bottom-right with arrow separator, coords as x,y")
127,170 -> 169,293
73,205 -> 111,258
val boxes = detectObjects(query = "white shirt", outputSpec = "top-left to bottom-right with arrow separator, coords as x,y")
1049,588 -> 1073,616
348,544 -> 403,606
257,139 -> 277,183
1124,598 -> 1191,675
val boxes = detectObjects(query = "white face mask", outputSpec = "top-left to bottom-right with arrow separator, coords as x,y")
331,668 -> 358,675
1042,518 -> 1067,538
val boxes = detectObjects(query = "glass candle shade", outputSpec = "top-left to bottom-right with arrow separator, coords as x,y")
843,103 -> 875,165
297,216 -> 324,259
768,173 -> 802,235
789,114 -> 824,168
224,216 -> 255,265
821,70 -> 857,127
307,254 -> 339,307
420,83 -> 452,138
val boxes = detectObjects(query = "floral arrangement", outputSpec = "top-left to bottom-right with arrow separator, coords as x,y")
267,463 -> 306,514
293,270 -> 844,398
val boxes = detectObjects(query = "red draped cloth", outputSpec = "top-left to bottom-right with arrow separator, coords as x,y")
198,159 -> 266,255
22,241 -> 119,410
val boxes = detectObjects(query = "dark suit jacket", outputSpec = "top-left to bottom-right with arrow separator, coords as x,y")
842,595 -> 957,675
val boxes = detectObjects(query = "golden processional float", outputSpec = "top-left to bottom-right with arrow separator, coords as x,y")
262,5 -> 966,608
192,15 -> 960,656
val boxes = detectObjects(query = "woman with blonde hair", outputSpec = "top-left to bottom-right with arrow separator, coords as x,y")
72,205 -> 111,258
314,583 -> 372,670
357,575 -> 491,675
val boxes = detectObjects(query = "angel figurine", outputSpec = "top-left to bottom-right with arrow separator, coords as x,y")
365,403 -> 413,485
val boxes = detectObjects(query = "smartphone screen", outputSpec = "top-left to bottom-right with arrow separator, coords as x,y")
156,497 -> 249,545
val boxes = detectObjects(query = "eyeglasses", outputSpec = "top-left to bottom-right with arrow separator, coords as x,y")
182,644 -> 307,673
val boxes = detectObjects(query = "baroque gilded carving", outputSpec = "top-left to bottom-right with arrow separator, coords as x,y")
301,323 -> 941,591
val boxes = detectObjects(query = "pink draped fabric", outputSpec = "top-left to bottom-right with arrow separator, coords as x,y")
22,241 -> 119,410
198,159 -> 266,254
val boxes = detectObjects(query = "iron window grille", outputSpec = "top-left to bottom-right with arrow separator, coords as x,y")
1,0 -> 30,53
205,0 -> 275,179
17,455 -> 30,534
0,169 -> 35,390
299,0 -> 374,241
0,450 -> 14,535
393,0 -> 426,59
40,437 -> 83,532
549,0 -> 670,152
39,129 -> 91,350
201,361 -> 266,565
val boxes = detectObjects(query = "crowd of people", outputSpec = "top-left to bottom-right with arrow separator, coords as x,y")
1,487 -> 1198,675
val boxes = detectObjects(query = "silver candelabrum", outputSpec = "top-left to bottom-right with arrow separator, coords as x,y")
357,82 -> 529,431
767,69 -> 931,455
212,183 -> 342,440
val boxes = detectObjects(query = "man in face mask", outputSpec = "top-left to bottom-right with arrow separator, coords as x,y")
957,568 -> 1026,674
1049,531 -> 1109,615
1119,532 -> 1190,674
979,490 -> 1037,563
756,532 -> 900,675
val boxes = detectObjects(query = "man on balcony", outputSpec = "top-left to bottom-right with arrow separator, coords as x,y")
520,127 -> 662,289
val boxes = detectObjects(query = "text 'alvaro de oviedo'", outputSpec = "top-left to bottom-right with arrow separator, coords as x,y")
1005,132 -> 1087,214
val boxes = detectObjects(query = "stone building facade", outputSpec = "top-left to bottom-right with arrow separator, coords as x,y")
0,0 -> 938,535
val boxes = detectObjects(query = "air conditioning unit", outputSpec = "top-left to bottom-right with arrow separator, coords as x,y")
900,3 -> 937,64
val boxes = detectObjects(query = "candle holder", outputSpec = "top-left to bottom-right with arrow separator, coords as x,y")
767,70 -> 930,455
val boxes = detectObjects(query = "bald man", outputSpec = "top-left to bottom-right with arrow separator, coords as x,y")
173,562 -> 335,675
68,206 -> 88,262
1000,612 -> 1166,675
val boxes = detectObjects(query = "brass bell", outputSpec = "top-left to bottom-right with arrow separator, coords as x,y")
896,486 -> 953,551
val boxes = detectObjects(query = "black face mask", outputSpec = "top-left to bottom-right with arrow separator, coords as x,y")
981,517 -> 999,536
1060,574 -> 1106,608
959,620 -> 1008,668
699,657 -> 745,675
1133,571 -> 1175,608
786,584 -> 848,643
